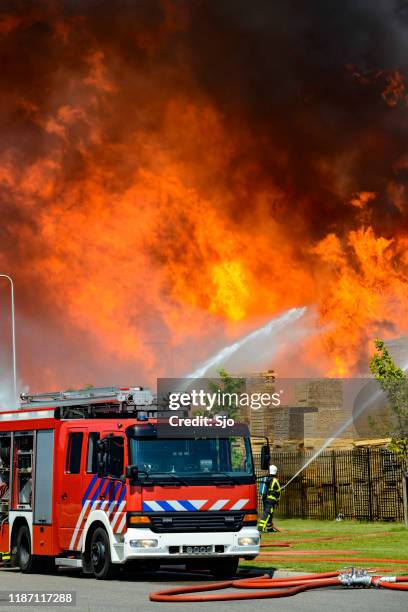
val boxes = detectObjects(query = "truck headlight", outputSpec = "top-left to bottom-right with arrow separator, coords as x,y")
238,536 -> 259,546
129,539 -> 158,548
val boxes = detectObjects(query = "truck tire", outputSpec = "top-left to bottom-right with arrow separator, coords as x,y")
16,525 -> 39,574
210,557 -> 239,579
90,527 -> 117,579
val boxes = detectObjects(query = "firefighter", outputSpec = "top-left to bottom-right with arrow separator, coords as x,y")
258,464 -> 281,533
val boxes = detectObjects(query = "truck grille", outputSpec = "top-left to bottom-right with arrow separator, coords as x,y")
148,511 -> 245,533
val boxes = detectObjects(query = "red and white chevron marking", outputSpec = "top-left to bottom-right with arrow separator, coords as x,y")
69,499 -> 127,551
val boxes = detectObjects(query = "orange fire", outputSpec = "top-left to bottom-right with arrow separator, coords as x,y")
0,3 -> 407,389
312,228 -> 408,375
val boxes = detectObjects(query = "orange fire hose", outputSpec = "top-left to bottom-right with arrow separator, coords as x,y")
379,578 -> 408,591
149,571 -> 408,602
256,555 -> 408,565
261,530 -> 396,545
256,532 -> 408,567
150,530 -> 408,602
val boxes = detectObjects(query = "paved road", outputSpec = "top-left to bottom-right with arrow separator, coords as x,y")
0,566 -> 406,612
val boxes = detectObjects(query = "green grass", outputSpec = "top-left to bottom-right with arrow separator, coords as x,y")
241,519 -> 408,574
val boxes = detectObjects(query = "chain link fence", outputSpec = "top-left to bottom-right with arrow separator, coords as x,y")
254,448 -> 405,521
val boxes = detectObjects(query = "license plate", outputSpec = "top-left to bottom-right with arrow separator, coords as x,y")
182,545 -> 214,555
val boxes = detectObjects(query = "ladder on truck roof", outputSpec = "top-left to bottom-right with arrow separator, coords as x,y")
19,385 -> 157,419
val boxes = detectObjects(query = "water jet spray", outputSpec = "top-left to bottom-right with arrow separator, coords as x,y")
186,307 -> 307,379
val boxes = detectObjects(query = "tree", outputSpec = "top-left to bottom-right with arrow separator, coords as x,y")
207,368 -> 246,419
369,339 -> 408,465
193,368 -> 246,418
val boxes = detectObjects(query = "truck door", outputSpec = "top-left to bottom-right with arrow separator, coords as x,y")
58,427 -> 86,551
97,433 -> 127,535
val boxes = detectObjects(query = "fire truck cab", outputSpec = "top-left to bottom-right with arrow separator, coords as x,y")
0,387 -> 260,579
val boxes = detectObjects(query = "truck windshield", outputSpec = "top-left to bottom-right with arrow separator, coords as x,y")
128,437 -> 254,480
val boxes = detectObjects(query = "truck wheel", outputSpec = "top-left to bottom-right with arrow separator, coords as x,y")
210,557 -> 239,579
16,525 -> 39,573
90,527 -> 117,579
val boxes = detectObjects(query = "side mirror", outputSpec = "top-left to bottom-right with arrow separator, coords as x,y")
97,461 -> 104,478
126,464 -> 139,483
260,444 -> 270,471
97,439 -> 107,478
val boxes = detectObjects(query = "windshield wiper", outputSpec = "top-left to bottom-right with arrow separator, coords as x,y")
208,472 -> 241,484
145,471 -> 189,486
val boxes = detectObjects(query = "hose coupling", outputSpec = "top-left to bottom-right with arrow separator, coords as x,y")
338,568 -> 372,587
371,576 -> 397,587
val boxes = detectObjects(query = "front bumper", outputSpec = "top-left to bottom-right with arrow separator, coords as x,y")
123,526 -> 260,560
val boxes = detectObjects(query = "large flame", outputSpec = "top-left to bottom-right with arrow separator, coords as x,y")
0,2 -> 408,389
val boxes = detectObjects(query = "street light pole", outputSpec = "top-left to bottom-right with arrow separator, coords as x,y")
0,274 -> 17,403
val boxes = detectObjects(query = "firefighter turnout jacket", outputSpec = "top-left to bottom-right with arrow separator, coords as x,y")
259,475 -> 281,504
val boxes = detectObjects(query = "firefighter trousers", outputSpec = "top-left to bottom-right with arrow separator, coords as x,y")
258,498 -> 277,532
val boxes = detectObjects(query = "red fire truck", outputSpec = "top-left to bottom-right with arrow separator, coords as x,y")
0,386 -> 263,579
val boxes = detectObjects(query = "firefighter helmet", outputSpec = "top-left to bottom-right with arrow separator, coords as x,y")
269,464 -> 278,475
